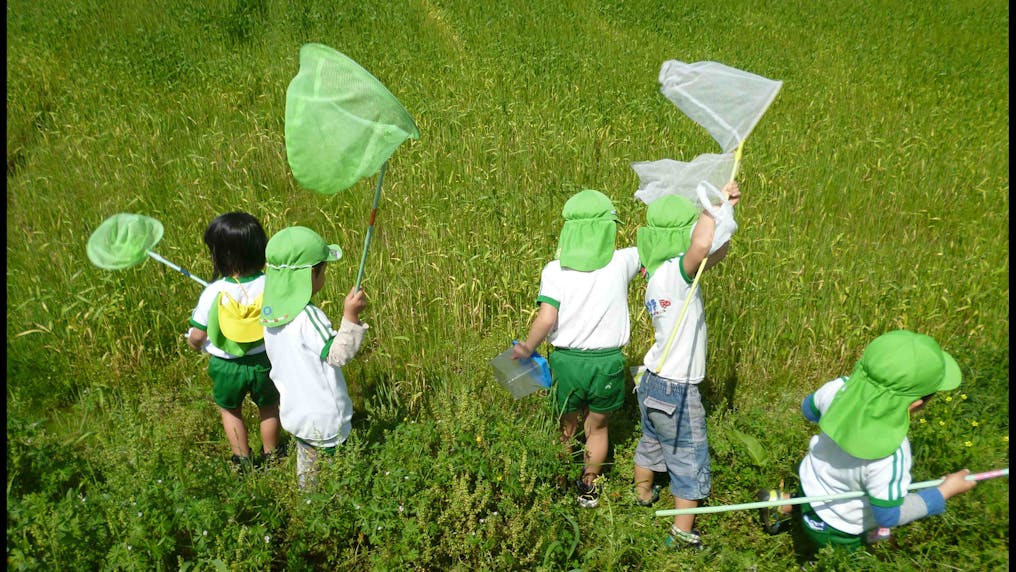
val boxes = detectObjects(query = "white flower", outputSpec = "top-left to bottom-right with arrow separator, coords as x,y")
203,530 -> 208,536
264,535 -> 271,544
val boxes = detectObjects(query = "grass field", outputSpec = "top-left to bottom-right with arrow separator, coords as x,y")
6,0 -> 1009,570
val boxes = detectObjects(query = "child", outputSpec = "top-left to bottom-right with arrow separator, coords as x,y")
763,329 -> 977,552
631,181 -> 741,551
259,226 -> 368,489
512,189 -> 641,509
186,211 -> 282,470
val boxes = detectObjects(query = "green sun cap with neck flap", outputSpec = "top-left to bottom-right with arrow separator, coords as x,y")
556,189 -> 620,271
819,329 -> 962,460
260,226 -> 342,327
637,195 -> 699,279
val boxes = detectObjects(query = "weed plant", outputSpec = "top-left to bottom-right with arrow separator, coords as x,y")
6,0 -> 1008,570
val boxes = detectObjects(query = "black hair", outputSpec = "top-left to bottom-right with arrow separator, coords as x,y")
203,212 -> 267,280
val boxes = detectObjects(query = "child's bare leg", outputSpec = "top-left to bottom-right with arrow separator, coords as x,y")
559,411 -> 581,480
671,496 -> 698,533
220,406 -> 250,457
560,411 -> 580,453
634,464 -> 656,501
258,404 -> 281,453
581,410 -> 609,485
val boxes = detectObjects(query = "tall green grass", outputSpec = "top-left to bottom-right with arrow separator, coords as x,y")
7,0 -> 1008,570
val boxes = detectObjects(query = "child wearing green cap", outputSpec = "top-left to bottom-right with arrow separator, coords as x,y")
186,212 -> 282,472
512,189 -> 642,509
259,226 -> 368,489
631,181 -> 741,551
763,329 -> 978,552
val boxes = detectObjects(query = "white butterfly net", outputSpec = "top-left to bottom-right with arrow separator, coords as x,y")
658,60 -> 783,154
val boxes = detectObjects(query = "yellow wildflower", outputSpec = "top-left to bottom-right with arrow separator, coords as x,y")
972,420 -> 979,427
964,441 -> 973,447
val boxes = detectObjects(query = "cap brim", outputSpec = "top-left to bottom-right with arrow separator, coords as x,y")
325,244 -> 343,262
938,351 -> 962,391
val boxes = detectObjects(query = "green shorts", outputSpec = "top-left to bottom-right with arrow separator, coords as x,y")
548,347 -> 627,415
208,352 -> 279,410
798,501 -> 865,551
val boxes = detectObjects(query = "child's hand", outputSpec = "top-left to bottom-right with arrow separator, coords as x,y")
723,181 -> 741,207
511,342 -> 533,360
343,287 -> 367,324
186,328 -> 207,352
938,468 -> 978,500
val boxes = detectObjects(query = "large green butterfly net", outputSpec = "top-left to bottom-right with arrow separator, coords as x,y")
285,43 -> 420,195
87,213 -> 164,270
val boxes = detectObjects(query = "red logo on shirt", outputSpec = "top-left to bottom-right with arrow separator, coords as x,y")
659,299 -> 671,309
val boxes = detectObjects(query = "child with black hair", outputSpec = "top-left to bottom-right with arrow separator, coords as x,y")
186,212 -> 282,471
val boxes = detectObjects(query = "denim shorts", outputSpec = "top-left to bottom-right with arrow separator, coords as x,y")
633,370 -> 711,500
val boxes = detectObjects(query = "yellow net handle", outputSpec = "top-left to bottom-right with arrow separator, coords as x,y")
653,142 -> 741,373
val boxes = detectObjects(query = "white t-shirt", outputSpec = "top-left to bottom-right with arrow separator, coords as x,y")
537,247 -> 641,350
641,257 -> 706,383
798,377 -> 914,535
263,304 -> 353,448
189,274 -> 266,359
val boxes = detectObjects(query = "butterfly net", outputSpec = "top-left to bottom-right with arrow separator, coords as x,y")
285,43 -> 420,195
633,153 -> 737,206
86,213 -> 164,270
659,60 -> 783,153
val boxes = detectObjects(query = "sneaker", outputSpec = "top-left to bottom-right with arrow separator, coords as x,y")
664,526 -> 703,551
258,446 -> 288,468
231,454 -> 254,474
633,483 -> 662,507
576,479 -> 600,508
757,488 -> 793,535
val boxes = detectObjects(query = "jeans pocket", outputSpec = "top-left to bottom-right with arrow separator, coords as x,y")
644,395 -> 677,416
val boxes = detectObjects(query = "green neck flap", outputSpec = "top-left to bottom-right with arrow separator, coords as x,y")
557,189 -> 619,271
637,195 -> 698,279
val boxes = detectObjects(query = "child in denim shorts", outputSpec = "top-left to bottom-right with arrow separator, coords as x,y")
632,181 -> 740,550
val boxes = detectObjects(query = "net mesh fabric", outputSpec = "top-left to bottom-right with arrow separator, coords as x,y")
658,60 -> 782,154
285,43 -> 420,195
86,213 -> 164,270
632,153 -> 736,206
